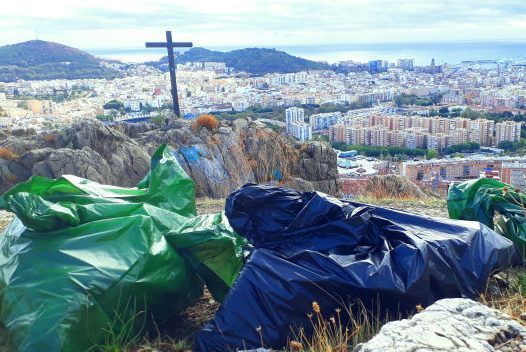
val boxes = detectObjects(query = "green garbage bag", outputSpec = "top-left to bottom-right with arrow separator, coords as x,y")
448,178 -> 526,254
0,145 -> 245,352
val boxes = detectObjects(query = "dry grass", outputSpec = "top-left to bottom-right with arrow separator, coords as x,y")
43,133 -> 56,143
0,147 -> 19,161
362,175 -> 425,200
193,114 -> 219,130
0,211 -> 14,233
354,195 -> 449,219
480,268 -> 526,321
134,332 -> 191,352
285,300 -> 404,352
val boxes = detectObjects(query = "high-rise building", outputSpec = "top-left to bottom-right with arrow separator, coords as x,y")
285,107 -> 305,132
397,58 -> 414,70
368,126 -> 388,146
309,112 -> 341,131
368,60 -> 385,73
495,121 -> 522,145
290,122 -> 312,141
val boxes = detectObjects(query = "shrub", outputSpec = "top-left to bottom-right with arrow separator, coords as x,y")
0,147 -> 19,161
43,134 -> 56,143
194,114 -> 219,130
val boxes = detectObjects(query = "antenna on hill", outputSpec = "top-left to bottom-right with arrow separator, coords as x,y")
34,29 -> 39,40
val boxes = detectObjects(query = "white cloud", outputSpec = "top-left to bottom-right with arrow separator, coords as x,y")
0,0 -> 525,48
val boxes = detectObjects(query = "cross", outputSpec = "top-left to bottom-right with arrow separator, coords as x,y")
146,31 -> 192,117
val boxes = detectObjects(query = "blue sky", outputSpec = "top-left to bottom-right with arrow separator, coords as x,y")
1,0 -> 526,49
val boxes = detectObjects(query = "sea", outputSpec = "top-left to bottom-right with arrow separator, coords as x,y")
86,41 -> 526,66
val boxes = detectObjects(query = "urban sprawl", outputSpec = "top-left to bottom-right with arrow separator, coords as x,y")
1,57 -> 525,193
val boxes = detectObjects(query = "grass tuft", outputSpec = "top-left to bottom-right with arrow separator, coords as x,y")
285,300 -> 404,352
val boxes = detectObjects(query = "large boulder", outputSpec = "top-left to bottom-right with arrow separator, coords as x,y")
31,148 -> 114,184
354,298 -> 526,352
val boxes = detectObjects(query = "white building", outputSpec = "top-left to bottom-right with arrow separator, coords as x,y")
309,112 -> 342,131
285,107 -> 311,141
290,122 -> 312,141
285,107 -> 305,131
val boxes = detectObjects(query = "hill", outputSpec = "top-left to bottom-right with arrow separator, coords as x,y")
0,40 -> 121,82
151,47 -> 332,75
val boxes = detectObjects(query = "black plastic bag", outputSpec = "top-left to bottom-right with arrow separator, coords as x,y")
195,184 -> 520,351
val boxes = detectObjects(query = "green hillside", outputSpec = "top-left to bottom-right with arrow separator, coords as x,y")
0,40 -> 120,82
152,47 -> 332,75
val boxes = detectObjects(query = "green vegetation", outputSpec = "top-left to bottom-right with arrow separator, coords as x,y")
0,40 -> 120,82
426,149 -> 439,159
212,102 -> 372,122
149,114 -> 166,125
459,108 -> 526,123
444,142 -> 480,155
151,47 -> 332,75
103,100 -> 124,110
95,114 -> 114,122
15,85 -> 91,103
498,139 -> 526,153
393,93 -> 443,107
332,142 -> 427,159
16,101 -> 28,109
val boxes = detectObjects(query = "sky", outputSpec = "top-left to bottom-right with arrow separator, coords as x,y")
1,0 -> 526,50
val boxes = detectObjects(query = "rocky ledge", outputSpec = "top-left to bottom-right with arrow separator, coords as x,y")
354,298 -> 526,352
0,118 -> 339,198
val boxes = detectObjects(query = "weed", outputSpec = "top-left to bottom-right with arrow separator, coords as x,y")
88,296 -> 146,352
285,300 -> 402,352
0,147 -> 19,161
480,268 -> 526,321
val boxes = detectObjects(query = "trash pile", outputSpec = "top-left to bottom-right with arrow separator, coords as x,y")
448,178 -> 526,255
195,184 -> 520,351
0,151 -> 521,352
0,145 -> 245,352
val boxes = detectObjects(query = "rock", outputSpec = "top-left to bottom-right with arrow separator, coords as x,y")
281,177 -> 315,193
354,298 -> 526,352
0,119 -> 340,198
31,147 -> 113,184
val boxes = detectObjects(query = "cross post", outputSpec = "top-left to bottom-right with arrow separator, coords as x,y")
146,31 -> 192,117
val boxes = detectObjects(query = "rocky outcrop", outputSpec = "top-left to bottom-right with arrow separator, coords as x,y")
0,119 -> 339,198
354,298 -> 526,352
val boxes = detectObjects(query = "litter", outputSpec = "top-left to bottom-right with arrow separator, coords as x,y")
0,145 -> 245,352
195,184 -> 519,351
448,178 -> 526,254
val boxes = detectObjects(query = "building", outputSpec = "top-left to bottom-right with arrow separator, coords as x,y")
290,122 -> 312,141
501,162 -> 526,188
368,126 -> 388,147
309,112 -> 341,131
495,121 -> 522,145
285,107 -> 305,131
402,157 -> 525,189
27,100 -> 53,115
397,58 -> 414,70
285,107 -> 311,141
368,60 -> 386,73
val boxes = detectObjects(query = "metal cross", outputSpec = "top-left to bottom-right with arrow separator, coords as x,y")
146,31 -> 192,117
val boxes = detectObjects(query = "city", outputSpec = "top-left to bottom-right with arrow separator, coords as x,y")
1,54 -> 525,195
1,0 -> 526,351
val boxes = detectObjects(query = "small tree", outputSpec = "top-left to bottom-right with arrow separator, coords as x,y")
426,149 -> 439,159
